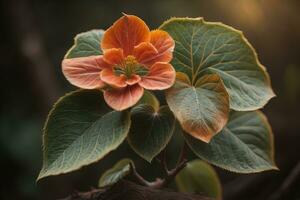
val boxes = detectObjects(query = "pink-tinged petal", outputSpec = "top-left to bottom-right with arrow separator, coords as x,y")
132,42 -> 158,66
103,48 -> 124,65
104,84 -> 144,111
62,55 -> 110,89
149,30 -> 175,63
95,55 -> 112,69
101,15 -> 150,56
139,62 -> 175,90
126,74 -> 141,85
100,68 -> 127,88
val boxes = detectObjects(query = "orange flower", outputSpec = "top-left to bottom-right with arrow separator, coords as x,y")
62,15 -> 175,110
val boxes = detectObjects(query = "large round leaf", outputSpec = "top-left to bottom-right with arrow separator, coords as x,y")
160,18 -> 275,111
99,158 -> 133,187
128,105 -> 176,162
37,90 -> 131,180
185,111 -> 277,173
65,29 -> 104,59
166,74 -> 229,143
176,160 -> 222,200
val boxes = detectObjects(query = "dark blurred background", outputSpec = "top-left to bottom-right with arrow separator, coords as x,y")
1,0 -> 299,199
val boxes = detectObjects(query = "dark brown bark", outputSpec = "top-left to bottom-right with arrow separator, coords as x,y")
59,181 -> 213,200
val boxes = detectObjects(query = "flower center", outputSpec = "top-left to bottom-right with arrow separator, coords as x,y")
114,56 -> 149,78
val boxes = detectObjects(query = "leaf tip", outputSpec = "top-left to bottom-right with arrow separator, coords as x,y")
36,170 -> 47,183
145,157 -> 154,163
272,165 -> 280,171
191,133 -> 212,143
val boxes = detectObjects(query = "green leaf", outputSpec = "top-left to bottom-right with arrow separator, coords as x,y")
65,29 -> 104,59
128,105 -> 176,162
99,158 -> 133,187
176,160 -> 222,200
37,90 -> 131,180
185,111 -> 277,173
166,74 -> 229,143
160,18 -> 275,111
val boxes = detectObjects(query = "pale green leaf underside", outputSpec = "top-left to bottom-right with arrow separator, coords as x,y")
166,74 -> 229,143
161,18 -> 275,111
38,90 -> 130,180
185,111 -> 277,173
176,160 -> 222,200
99,158 -> 133,187
65,29 -> 104,59
128,105 -> 175,162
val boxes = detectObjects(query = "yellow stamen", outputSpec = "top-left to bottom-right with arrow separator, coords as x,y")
124,55 -> 138,66
124,56 -> 138,77
114,55 -> 149,78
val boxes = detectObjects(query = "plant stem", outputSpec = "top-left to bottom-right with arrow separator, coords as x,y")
159,148 -> 169,175
61,180 -> 214,200
130,163 -> 153,187
177,142 -> 188,166
131,142 -> 188,189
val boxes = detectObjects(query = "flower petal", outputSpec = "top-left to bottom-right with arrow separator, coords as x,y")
126,74 -> 141,85
139,62 -> 175,90
103,48 -> 124,65
100,68 -> 127,88
149,30 -> 175,63
104,84 -> 144,111
62,55 -> 110,89
133,42 -> 158,66
101,15 -> 150,56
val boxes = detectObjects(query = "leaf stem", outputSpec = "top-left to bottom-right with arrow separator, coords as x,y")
130,163 -> 152,187
177,142 -> 188,166
131,142 -> 188,189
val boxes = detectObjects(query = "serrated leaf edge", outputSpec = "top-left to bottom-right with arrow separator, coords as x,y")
160,17 -> 276,111
184,110 -> 278,173
37,89 -> 131,181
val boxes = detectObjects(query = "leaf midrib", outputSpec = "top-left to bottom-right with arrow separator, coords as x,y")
44,111 -> 115,173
